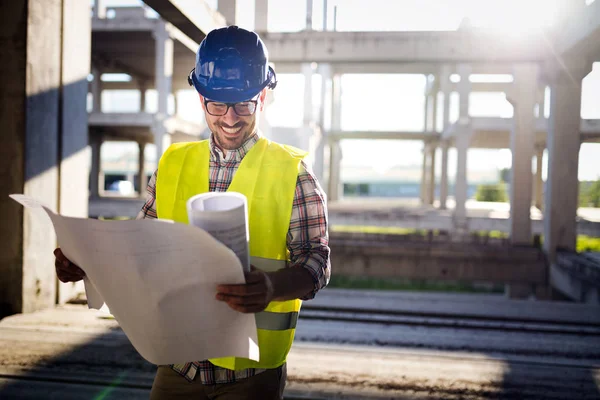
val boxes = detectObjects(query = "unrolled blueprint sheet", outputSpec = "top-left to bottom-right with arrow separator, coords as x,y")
9,194 -> 259,365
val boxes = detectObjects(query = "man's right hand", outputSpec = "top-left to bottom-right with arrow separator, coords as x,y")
54,248 -> 85,283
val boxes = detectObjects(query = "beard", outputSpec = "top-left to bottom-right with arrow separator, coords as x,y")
211,120 -> 255,151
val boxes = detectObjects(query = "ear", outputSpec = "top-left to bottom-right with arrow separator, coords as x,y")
199,93 -> 206,110
258,88 -> 267,111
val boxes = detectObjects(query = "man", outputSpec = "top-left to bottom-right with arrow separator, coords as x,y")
54,25 -> 330,399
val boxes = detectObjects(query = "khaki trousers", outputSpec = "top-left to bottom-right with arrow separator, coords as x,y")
150,364 -> 286,400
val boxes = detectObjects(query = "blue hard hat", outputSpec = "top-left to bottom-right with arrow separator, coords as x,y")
188,26 -> 277,103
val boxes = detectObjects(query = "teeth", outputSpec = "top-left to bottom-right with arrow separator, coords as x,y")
222,126 -> 241,134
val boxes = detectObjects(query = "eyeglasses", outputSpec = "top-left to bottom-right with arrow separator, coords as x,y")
204,99 -> 258,116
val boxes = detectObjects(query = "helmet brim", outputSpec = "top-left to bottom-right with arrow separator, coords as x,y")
190,67 -> 276,103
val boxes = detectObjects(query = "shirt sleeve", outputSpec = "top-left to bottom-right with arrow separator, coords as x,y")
136,170 -> 158,220
287,160 -> 331,300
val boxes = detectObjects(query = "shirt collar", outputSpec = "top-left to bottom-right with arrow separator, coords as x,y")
209,131 -> 261,162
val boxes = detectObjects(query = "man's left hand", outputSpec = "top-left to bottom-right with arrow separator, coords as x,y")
216,266 -> 274,313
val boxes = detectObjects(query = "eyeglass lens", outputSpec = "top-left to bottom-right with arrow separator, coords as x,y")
206,101 -> 256,116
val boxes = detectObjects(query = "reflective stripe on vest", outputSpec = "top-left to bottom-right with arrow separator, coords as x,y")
155,137 -> 307,371
251,256 -> 286,272
251,257 -> 298,330
256,311 -> 299,330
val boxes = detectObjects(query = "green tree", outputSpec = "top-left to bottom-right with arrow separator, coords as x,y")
499,168 -> 511,183
475,183 -> 508,202
580,180 -> 600,207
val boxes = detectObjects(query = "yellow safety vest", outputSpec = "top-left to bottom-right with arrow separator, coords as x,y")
155,137 -> 307,370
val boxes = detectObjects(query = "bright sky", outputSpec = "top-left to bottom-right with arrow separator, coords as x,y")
101,0 -> 600,181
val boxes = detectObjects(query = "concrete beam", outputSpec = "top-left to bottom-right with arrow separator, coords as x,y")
165,22 -> 199,53
554,0 -> 600,59
263,30 -> 551,64
329,130 -> 440,140
92,53 -> 152,84
274,62 -> 517,75
450,82 -> 513,93
141,0 -> 226,43
92,15 -> 157,31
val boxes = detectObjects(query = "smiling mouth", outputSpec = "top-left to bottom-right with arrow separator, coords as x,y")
220,124 -> 243,135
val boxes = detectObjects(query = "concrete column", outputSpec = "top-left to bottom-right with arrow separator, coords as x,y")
218,0 -> 236,25
431,77 -> 439,133
536,87 -> 546,120
1,0 -> 90,316
296,63 -> 315,151
302,63 -> 313,128
508,63 -> 538,245
95,0 -> 106,18
328,140 -> 342,201
421,73 -> 434,205
439,141 -> 449,209
420,146 -> 428,203
439,66 -> 452,210
90,136 -> 101,198
440,66 -> 451,130
255,0 -> 268,31
331,74 -> 342,132
428,145 -> 436,205
534,147 -> 544,210
99,170 -> 105,195
543,63 -> 590,261
312,63 -> 331,184
138,142 -> 146,197
322,0 -> 328,30
139,81 -> 147,112
91,66 -> 101,113
306,0 -> 314,30
152,22 -> 173,161
454,64 -> 472,228
423,75 -> 432,131
173,92 -> 178,116
327,73 -> 342,201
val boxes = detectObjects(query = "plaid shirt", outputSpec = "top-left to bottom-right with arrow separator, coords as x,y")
137,132 -> 330,384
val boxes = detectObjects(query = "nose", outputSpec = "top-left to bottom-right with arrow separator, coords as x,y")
221,104 -> 240,125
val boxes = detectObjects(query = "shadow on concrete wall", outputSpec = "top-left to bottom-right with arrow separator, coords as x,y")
0,76 -> 91,319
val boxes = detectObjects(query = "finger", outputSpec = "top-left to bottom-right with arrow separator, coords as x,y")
55,259 -> 84,275
216,281 -> 266,296
54,249 -> 81,271
216,292 -> 267,305
54,248 -> 68,262
55,263 -> 85,278
56,270 -> 84,283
